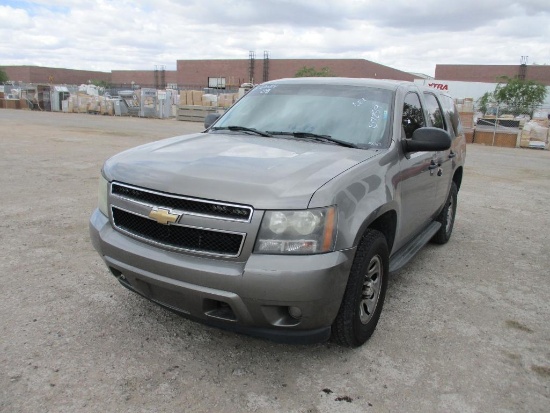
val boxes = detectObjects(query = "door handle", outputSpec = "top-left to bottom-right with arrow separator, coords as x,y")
448,151 -> 456,159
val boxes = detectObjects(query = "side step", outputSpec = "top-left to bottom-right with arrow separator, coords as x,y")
389,221 -> 441,273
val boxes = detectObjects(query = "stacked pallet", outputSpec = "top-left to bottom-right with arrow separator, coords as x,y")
177,105 -> 217,122
217,93 -> 237,108
64,94 -> 114,115
456,98 -> 475,130
177,90 -> 238,122
474,116 -> 522,148
474,131 -> 518,148
456,98 -> 474,143
1,99 -> 21,109
179,90 -> 205,106
520,120 -> 549,149
178,90 -> 238,108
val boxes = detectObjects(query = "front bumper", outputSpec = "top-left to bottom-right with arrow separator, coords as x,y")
89,209 -> 355,344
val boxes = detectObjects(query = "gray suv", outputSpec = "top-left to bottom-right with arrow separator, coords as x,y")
89,78 -> 466,347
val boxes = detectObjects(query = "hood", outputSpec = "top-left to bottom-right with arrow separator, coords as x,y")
103,132 -> 380,209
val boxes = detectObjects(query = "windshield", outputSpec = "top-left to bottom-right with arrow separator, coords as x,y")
213,83 -> 393,148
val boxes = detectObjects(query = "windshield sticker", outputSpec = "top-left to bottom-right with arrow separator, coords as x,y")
368,104 -> 381,128
257,84 -> 278,94
352,97 -> 368,107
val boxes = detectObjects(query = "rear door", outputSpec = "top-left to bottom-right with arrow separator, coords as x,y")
423,92 -> 454,208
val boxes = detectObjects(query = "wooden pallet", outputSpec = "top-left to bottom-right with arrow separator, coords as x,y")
177,105 -> 217,122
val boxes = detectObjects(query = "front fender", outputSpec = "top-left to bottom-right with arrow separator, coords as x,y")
308,147 -> 400,250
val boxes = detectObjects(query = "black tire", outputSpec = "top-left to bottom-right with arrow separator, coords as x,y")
431,181 -> 458,245
331,229 -> 389,347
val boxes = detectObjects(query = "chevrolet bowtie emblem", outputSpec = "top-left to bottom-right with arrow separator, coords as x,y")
148,208 -> 180,225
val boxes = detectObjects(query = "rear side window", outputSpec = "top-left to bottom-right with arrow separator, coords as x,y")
440,95 -> 463,137
402,93 -> 425,139
423,93 -> 446,130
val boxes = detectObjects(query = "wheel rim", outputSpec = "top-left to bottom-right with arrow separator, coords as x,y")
359,255 -> 383,325
445,195 -> 455,234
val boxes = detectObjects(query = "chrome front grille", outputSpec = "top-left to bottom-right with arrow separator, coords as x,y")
109,182 -> 251,257
111,182 -> 252,222
112,207 -> 245,256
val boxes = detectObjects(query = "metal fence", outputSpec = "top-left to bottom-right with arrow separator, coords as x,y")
472,104 -> 549,149
2,82 -> 239,98
2,81 -> 242,118
106,84 -> 239,98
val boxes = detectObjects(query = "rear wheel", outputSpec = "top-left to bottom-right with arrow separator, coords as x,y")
432,181 -> 458,244
331,229 -> 389,347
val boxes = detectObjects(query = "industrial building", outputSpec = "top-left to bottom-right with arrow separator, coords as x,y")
3,57 -> 417,89
2,57 -> 549,151
3,66 -> 111,86
435,63 -> 550,86
3,58 -> 549,90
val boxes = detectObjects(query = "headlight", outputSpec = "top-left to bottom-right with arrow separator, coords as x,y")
254,206 -> 337,254
98,173 -> 109,217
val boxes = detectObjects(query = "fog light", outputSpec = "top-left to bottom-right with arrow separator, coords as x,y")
288,306 -> 302,320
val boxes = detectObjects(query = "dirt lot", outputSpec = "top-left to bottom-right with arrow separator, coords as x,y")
1,109 -> 549,413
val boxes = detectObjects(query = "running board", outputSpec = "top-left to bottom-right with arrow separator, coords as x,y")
389,222 -> 441,273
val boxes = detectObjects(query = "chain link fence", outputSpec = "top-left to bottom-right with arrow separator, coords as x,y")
463,102 -> 549,150
2,81 -> 243,118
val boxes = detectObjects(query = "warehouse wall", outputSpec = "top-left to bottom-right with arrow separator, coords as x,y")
435,64 -> 550,86
177,60 -> 250,88
3,66 -> 111,84
177,58 -> 418,87
3,58 -> 420,89
110,70 -> 177,87
7,62 -> 549,90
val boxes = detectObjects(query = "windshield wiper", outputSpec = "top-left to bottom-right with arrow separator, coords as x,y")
267,131 -> 358,148
211,126 -> 272,137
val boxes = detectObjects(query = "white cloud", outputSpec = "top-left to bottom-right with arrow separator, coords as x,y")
1,0 -> 549,76
0,5 -> 32,27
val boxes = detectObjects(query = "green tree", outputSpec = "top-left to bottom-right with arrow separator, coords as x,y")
91,79 -> 111,89
494,77 -> 547,115
0,67 -> 9,83
477,91 -> 495,115
295,66 -> 336,77
478,77 -> 547,116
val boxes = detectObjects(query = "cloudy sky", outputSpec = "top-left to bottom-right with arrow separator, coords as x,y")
1,0 -> 549,76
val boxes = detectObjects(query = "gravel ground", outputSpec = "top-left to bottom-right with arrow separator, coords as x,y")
1,109 -> 549,413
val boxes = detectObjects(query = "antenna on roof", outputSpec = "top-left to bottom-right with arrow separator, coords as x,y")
154,65 -> 166,89
263,51 -> 270,82
520,56 -> 528,65
519,56 -> 528,80
249,51 -> 255,83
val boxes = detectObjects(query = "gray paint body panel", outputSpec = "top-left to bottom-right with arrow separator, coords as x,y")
103,133 -> 379,210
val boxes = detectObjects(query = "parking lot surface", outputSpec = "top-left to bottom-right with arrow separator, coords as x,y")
1,109 -> 549,413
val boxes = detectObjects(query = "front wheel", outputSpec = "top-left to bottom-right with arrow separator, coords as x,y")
331,229 -> 389,347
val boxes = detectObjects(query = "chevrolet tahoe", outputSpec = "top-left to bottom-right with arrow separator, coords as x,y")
89,78 -> 466,347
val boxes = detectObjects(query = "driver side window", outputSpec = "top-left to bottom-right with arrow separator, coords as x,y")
402,93 -> 426,139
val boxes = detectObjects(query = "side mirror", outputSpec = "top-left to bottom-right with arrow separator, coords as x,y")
204,113 -> 221,129
403,127 -> 451,153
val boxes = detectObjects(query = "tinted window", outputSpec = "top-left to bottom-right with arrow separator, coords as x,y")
402,93 -> 425,139
440,95 -> 463,137
423,93 -> 446,130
